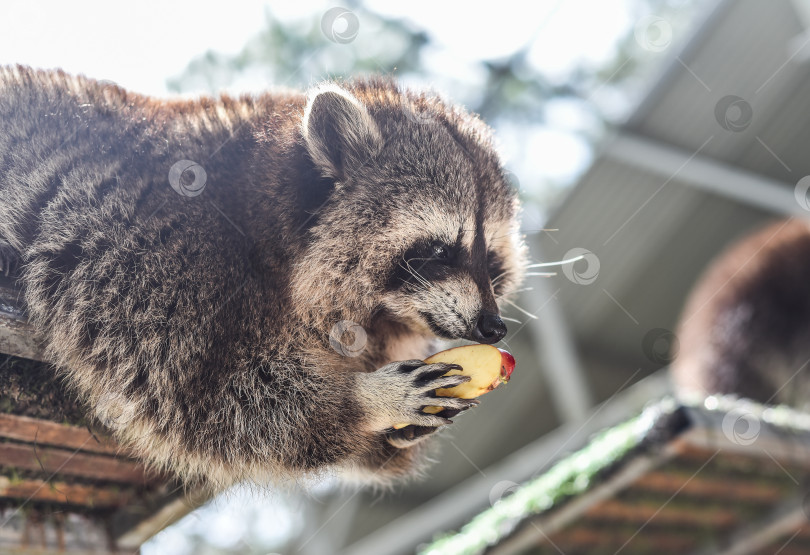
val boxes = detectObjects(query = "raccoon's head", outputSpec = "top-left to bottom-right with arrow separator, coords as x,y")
294,80 -> 525,345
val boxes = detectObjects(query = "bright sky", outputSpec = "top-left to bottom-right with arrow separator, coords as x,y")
0,0 -> 645,188
0,0 -> 633,94
0,1 -> 268,95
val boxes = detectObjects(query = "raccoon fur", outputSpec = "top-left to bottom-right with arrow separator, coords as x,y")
0,66 -> 526,489
672,218 -> 810,409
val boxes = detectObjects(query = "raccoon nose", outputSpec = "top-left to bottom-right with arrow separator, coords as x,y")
471,311 -> 507,344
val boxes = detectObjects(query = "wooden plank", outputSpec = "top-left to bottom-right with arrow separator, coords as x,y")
548,526 -> 698,552
631,470 -> 789,503
489,450 -> 675,555
0,279 -> 42,362
0,475 -> 131,508
692,495 -> 807,555
0,314 -> 41,362
115,495 -> 204,550
0,442 -> 153,484
0,414 -> 122,456
0,507 -> 114,553
0,278 -> 203,550
585,498 -> 738,527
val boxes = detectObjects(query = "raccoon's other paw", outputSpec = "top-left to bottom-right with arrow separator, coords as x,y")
357,360 -> 478,441
385,424 -> 439,449
0,242 -> 19,277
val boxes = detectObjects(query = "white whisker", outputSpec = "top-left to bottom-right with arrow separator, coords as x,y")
500,316 -> 522,324
525,272 -> 556,277
497,287 -> 533,298
526,255 -> 584,269
502,298 -> 538,320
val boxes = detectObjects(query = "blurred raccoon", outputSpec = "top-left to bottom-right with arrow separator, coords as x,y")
0,66 -> 526,489
672,218 -> 810,409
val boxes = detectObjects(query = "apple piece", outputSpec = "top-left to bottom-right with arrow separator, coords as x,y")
392,345 -> 516,429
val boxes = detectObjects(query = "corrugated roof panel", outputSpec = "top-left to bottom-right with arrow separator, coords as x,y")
544,154 -> 774,364
629,0 -> 806,165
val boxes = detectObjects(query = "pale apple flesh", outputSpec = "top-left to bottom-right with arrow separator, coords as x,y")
393,344 -> 516,429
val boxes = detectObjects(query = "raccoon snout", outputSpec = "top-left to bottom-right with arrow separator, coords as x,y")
469,310 -> 507,344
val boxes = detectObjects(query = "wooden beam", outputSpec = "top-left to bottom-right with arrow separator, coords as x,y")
490,449 -> 675,555
584,498 -> 737,528
692,495 -> 808,555
0,277 -> 42,362
115,496 -> 204,551
0,507 -> 115,553
0,475 -> 132,508
606,133 -> 802,217
630,470 -> 789,504
0,414 -> 121,457
0,279 -> 204,551
0,442 -> 154,484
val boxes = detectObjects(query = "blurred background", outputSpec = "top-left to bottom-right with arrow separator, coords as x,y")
8,0 -> 810,553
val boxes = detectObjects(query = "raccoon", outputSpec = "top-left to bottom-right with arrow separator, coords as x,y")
672,218 -> 810,409
0,66 -> 525,488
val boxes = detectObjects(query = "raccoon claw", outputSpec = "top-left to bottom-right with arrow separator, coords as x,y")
358,360 -> 474,437
384,398 -> 480,448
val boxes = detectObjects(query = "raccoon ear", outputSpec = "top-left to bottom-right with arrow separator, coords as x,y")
302,84 -> 383,181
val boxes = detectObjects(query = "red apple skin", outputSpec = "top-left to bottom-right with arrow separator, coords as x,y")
482,349 -> 517,392
499,349 -> 516,382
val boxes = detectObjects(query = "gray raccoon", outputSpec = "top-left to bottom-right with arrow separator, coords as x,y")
0,66 -> 526,489
672,218 -> 810,409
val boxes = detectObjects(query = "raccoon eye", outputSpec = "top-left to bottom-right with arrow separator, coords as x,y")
431,241 -> 451,260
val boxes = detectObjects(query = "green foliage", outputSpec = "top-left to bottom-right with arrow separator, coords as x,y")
167,4 -> 429,95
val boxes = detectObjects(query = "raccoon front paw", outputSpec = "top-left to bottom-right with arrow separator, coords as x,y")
0,242 -> 19,278
357,360 -> 478,440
